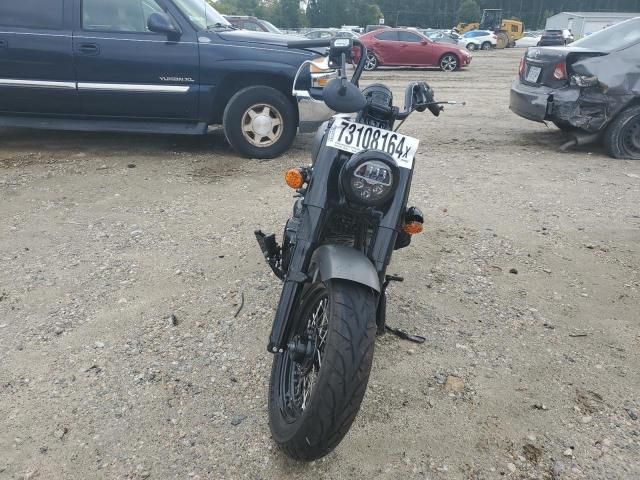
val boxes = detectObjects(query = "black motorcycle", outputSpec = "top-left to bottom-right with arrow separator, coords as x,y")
255,37 -> 445,461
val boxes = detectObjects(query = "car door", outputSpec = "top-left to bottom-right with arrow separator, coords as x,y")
0,0 -> 78,115
397,31 -> 430,66
73,0 -> 199,120
370,30 -> 398,65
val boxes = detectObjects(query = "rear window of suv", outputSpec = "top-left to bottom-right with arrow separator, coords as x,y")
0,0 -> 64,30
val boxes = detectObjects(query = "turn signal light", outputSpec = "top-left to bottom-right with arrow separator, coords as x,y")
285,168 -> 305,189
403,222 -> 423,235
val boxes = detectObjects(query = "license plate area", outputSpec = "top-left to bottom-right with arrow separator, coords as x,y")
526,65 -> 542,83
325,119 -> 420,169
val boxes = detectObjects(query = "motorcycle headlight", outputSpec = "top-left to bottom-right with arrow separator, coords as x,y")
310,56 -> 337,88
340,151 -> 399,206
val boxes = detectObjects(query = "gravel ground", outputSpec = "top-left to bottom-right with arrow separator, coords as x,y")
1,48 -> 639,480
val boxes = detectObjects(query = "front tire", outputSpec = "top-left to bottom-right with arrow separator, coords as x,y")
466,42 -> 477,51
604,105 -> 640,160
364,53 -> 379,71
269,280 -> 377,461
440,54 -> 459,72
223,86 -> 297,159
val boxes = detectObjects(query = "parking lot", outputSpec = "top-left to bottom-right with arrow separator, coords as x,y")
1,48 -> 639,479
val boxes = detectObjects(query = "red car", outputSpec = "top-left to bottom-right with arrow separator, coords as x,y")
355,28 -> 472,72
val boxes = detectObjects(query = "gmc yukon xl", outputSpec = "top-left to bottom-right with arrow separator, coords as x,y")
0,0 -> 334,158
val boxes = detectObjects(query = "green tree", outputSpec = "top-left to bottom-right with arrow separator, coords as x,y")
457,0 -> 480,24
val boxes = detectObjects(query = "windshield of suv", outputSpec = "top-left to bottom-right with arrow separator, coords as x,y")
262,20 -> 282,34
172,0 -> 230,30
573,17 -> 640,52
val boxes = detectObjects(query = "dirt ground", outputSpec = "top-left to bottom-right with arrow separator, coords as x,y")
1,48 -> 639,480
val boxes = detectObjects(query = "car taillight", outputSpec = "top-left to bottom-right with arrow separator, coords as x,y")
519,57 -> 525,76
553,62 -> 567,80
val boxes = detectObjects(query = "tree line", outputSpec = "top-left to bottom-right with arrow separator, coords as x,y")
211,0 -> 640,29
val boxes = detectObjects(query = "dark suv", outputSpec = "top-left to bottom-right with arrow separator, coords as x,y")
0,0 -> 333,158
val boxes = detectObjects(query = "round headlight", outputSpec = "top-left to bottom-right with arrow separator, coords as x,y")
340,151 -> 399,206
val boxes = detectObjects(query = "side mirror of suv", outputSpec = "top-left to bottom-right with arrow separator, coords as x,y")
148,13 -> 180,37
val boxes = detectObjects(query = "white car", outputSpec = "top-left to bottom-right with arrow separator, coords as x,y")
516,32 -> 542,47
459,30 -> 497,51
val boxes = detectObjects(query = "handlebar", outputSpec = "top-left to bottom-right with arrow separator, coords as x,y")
286,39 -> 332,49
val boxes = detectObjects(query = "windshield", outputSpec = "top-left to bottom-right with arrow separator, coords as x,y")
262,20 -> 282,34
573,17 -> 640,52
172,0 -> 230,30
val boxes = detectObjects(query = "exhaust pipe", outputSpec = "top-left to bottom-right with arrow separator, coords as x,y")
559,131 -> 601,152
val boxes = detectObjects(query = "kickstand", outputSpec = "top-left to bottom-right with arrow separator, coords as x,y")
384,325 -> 426,344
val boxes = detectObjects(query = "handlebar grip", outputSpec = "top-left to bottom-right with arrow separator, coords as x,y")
287,39 -> 331,49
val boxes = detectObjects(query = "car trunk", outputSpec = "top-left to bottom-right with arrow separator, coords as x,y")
520,47 -> 606,89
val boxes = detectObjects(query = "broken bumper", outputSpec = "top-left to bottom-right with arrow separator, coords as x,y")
295,89 -> 334,134
509,78 -> 613,132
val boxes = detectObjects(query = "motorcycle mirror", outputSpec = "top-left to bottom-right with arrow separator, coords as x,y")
323,78 -> 367,113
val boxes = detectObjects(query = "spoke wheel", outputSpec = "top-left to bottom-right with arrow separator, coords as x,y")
279,293 -> 329,420
481,41 -> 492,50
269,280 -> 378,461
466,43 -> 477,51
241,103 -> 284,147
440,54 -> 458,72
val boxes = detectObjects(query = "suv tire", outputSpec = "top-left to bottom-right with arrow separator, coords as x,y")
223,86 -> 297,159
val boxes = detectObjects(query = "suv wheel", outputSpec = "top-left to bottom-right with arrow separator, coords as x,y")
481,41 -> 492,50
604,105 -> 640,160
466,43 -> 477,51
223,86 -> 297,159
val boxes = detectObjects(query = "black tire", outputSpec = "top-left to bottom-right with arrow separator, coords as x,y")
466,42 -> 477,51
222,85 -> 297,159
481,41 -> 492,50
364,53 -> 378,71
552,120 -> 578,132
604,105 -> 640,160
439,53 -> 459,72
269,280 -> 378,461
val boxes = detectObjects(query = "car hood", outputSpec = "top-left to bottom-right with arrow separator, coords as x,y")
216,30 -> 301,47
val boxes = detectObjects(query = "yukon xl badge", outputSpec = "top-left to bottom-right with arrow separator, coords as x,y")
159,76 -> 195,83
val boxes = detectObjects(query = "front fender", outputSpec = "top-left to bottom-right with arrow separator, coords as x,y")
310,245 -> 380,292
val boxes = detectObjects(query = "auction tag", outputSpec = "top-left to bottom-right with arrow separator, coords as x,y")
326,119 -> 419,169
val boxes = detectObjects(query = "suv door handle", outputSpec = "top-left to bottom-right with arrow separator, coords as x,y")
77,43 -> 100,55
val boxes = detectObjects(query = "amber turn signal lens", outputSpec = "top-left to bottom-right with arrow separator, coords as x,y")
285,168 -> 305,189
403,222 -> 423,235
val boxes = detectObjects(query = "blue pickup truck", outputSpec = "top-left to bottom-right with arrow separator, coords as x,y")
0,0 -> 334,158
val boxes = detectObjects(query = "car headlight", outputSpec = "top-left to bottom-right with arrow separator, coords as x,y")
310,56 -> 337,88
340,151 -> 399,206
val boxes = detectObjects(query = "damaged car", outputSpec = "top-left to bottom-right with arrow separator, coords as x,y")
510,17 -> 640,159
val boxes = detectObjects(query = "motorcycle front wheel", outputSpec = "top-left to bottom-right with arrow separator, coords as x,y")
268,279 -> 378,461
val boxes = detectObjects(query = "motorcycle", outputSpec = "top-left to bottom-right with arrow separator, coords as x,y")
255,37 -> 447,461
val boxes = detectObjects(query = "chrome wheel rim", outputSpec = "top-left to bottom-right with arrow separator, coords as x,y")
364,54 -> 377,70
441,55 -> 458,71
482,42 -> 491,50
467,43 -> 476,51
241,103 -> 283,147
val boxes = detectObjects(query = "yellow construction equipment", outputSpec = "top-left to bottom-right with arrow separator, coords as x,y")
455,9 -> 524,48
